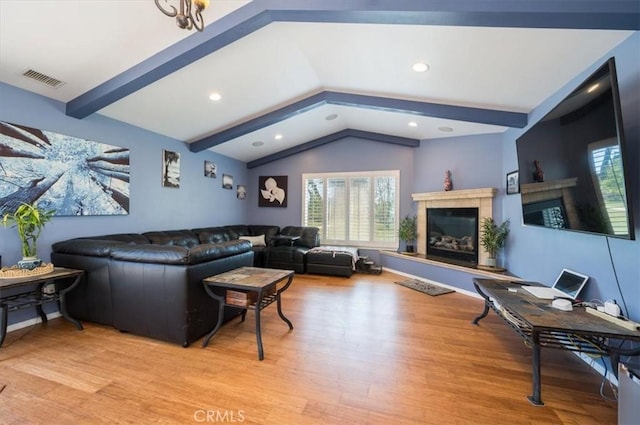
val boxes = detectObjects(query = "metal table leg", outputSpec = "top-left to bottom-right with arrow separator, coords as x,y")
276,275 -> 294,330
471,282 -> 491,325
0,303 -> 7,347
202,285 -> 226,348
527,330 -> 544,406
472,301 -> 490,325
255,290 -> 264,360
58,275 -> 83,330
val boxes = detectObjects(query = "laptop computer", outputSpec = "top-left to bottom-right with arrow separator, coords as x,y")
522,269 -> 589,300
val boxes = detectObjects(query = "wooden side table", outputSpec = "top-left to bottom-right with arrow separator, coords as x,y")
202,266 -> 294,360
0,267 -> 84,347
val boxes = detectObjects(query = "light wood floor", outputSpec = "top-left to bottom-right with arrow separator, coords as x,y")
0,271 -> 618,424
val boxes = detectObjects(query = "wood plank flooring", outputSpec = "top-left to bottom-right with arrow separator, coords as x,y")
0,271 -> 619,424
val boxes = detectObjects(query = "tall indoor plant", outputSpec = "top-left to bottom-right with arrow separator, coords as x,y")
2,202 -> 55,269
398,214 -> 417,253
479,217 -> 510,268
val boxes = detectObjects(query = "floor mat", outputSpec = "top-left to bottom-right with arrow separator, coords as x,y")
395,279 -> 455,296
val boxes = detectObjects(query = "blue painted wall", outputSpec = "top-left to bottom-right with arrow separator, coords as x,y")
502,33 -> 640,321
246,136 -> 416,229
0,83 -> 248,324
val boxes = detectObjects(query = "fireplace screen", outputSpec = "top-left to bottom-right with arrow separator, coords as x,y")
427,207 -> 478,265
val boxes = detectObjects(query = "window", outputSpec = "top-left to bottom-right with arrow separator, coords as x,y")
302,170 -> 399,248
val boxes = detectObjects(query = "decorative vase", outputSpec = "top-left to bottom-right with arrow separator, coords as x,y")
17,256 -> 42,270
444,170 -> 453,191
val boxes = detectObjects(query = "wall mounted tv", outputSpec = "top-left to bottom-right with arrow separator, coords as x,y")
516,57 -> 635,240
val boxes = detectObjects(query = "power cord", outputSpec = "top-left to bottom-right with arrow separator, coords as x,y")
605,236 -> 630,318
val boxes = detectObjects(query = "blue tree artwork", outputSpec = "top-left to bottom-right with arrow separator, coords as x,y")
0,121 -> 130,216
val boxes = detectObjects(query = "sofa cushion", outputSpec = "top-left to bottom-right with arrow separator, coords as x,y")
189,240 -> 252,263
110,244 -> 191,264
193,227 -> 234,244
109,240 -> 252,265
143,230 -> 199,247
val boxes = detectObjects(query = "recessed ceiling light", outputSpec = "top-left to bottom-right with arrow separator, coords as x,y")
438,126 -> 454,132
325,113 -> 338,121
408,121 -> 418,128
274,134 -> 283,140
412,62 -> 430,73
587,83 -> 600,94
252,141 -> 264,147
209,92 -> 222,101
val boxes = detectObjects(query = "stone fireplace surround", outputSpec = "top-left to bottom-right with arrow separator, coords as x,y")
412,188 -> 497,267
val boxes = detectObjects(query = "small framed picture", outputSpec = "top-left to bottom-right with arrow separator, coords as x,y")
506,170 -> 519,195
204,160 -> 217,178
237,185 -> 247,199
162,149 -> 180,188
222,174 -> 233,189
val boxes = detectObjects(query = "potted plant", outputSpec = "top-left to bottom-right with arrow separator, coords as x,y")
479,217 -> 510,268
398,214 -> 417,253
2,202 -> 55,270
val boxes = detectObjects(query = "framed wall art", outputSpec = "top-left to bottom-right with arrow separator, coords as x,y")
204,160 -> 217,178
0,120 -> 130,216
259,175 -> 287,207
506,170 -> 520,195
222,174 -> 233,189
162,149 -> 180,188
237,185 -> 246,199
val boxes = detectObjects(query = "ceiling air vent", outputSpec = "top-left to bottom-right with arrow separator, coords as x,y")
22,69 -> 65,88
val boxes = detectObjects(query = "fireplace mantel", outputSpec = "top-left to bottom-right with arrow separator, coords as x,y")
412,188 -> 497,266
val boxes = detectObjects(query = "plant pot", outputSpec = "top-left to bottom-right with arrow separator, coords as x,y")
485,257 -> 497,268
17,256 -> 42,270
405,245 -> 415,253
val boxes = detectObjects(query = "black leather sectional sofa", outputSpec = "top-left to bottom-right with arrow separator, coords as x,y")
50,225 -> 319,346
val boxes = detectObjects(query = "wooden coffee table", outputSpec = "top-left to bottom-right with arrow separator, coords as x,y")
202,266 -> 294,360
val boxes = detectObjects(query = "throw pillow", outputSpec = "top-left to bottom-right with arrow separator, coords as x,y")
239,234 -> 266,247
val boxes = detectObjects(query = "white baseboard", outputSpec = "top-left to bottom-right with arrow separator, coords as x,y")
6,311 -> 62,333
383,267 -> 617,386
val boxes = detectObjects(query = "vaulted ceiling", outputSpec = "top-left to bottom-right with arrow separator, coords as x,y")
0,1 -> 637,168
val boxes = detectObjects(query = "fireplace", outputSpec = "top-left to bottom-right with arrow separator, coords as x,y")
412,187 -> 497,267
427,207 -> 478,265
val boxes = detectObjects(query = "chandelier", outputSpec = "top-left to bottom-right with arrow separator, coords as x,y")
154,0 -> 210,32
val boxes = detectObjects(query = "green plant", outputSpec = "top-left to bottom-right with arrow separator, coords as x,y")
398,214 -> 417,243
479,217 -> 510,259
2,202 -> 55,258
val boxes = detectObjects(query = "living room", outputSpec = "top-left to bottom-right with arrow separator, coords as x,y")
0,2 -> 639,424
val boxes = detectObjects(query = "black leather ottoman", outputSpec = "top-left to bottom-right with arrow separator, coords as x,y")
306,250 -> 354,277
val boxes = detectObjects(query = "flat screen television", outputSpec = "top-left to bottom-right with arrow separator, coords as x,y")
515,57 -> 635,240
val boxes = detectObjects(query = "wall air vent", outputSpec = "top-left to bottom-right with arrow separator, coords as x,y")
22,69 -> 65,88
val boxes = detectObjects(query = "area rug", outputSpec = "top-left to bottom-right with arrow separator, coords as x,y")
395,279 -> 455,296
